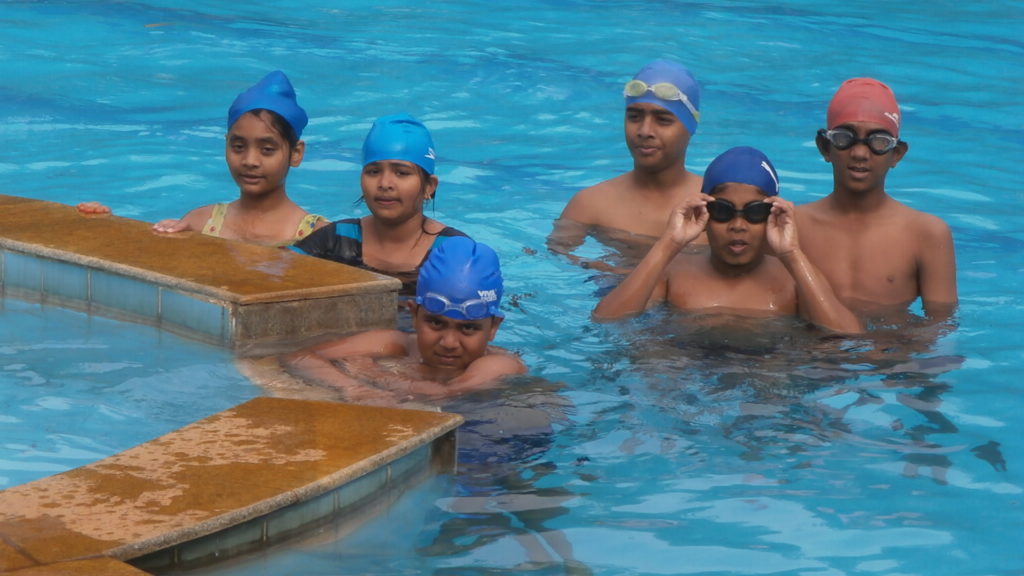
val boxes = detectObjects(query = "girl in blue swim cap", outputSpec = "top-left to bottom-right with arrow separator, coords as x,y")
149,71 -> 328,246
293,113 -> 468,295
81,71 -> 328,247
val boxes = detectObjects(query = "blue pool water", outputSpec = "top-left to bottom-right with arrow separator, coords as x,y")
2,1 -> 1022,575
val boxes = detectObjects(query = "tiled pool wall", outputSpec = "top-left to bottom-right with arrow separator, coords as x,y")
2,247 -> 233,344
0,247 -> 398,351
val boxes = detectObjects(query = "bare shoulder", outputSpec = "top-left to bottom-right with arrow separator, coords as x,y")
469,348 -> 527,378
906,204 -> 951,234
794,197 -> 831,223
180,203 -> 216,226
307,329 -> 411,360
423,217 -> 452,235
559,173 -> 631,224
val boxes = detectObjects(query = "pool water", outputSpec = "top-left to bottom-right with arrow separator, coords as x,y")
0,299 -> 260,489
2,1 -> 1022,575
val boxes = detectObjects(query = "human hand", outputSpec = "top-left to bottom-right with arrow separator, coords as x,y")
665,195 -> 710,249
152,219 -> 193,234
76,201 -> 111,216
765,197 -> 799,257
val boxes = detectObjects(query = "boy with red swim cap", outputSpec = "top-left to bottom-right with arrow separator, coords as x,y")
594,147 -> 861,334
550,59 -> 705,257
796,78 -> 957,320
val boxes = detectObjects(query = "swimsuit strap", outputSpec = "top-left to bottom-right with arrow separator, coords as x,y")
202,203 -> 230,238
294,213 -> 328,241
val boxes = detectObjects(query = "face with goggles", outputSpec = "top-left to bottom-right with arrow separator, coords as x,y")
817,122 -> 907,195
410,295 -> 502,375
818,127 -> 899,155
624,80 -> 700,126
624,83 -> 695,173
704,183 -> 773,271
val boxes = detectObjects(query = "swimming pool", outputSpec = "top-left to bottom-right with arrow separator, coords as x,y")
2,1 -> 1022,574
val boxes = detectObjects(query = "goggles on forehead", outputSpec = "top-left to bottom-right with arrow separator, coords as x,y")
818,128 -> 899,155
624,80 -> 701,123
706,199 -> 772,224
417,292 -> 492,320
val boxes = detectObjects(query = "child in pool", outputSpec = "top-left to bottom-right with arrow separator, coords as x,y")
795,78 -> 957,320
594,146 -> 862,333
291,114 -> 466,294
80,71 -> 327,247
284,236 -> 526,406
550,59 -> 704,255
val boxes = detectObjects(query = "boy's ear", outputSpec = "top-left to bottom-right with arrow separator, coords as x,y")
487,316 -> 503,341
889,140 -> 909,167
815,131 -> 831,162
406,300 -> 419,315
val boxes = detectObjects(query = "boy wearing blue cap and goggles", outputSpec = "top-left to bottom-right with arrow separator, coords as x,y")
552,59 -> 705,256
285,237 -> 525,406
595,146 -> 862,334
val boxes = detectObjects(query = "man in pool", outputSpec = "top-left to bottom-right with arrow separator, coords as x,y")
796,78 -> 957,320
593,146 -> 862,334
549,59 -> 704,254
284,236 -> 526,406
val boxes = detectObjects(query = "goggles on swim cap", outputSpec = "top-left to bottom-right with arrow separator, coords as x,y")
417,292 -> 495,320
415,236 -> 504,320
707,200 -> 772,224
818,128 -> 899,155
624,80 -> 701,125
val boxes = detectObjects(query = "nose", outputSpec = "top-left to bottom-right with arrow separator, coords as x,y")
848,139 -> 872,159
377,169 -> 397,190
727,214 -> 748,231
637,114 -> 656,137
438,329 -> 459,349
242,147 -> 260,167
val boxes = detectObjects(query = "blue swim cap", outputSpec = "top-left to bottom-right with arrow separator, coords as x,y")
416,236 -> 504,320
625,59 -> 701,135
230,70 -> 309,138
362,113 -> 436,175
227,71 -> 308,138
701,146 -> 779,197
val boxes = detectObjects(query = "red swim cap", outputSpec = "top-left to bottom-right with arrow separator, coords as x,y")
827,78 -> 900,137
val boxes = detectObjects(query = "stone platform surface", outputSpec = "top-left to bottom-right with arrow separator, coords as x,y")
0,194 -> 401,349
0,397 -> 463,574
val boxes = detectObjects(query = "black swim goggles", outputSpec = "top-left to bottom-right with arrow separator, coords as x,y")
818,128 -> 899,155
417,292 -> 492,320
706,199 -> 772,224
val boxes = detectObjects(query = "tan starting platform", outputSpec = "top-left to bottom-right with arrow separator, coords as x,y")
0,194 -> 401,351
0,397 -> 463,574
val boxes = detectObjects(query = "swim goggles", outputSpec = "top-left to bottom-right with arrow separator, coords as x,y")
818,128 -> 899,155
417,292 -> 493,320
624,80 -> 700,123
706,200 -> 772,224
